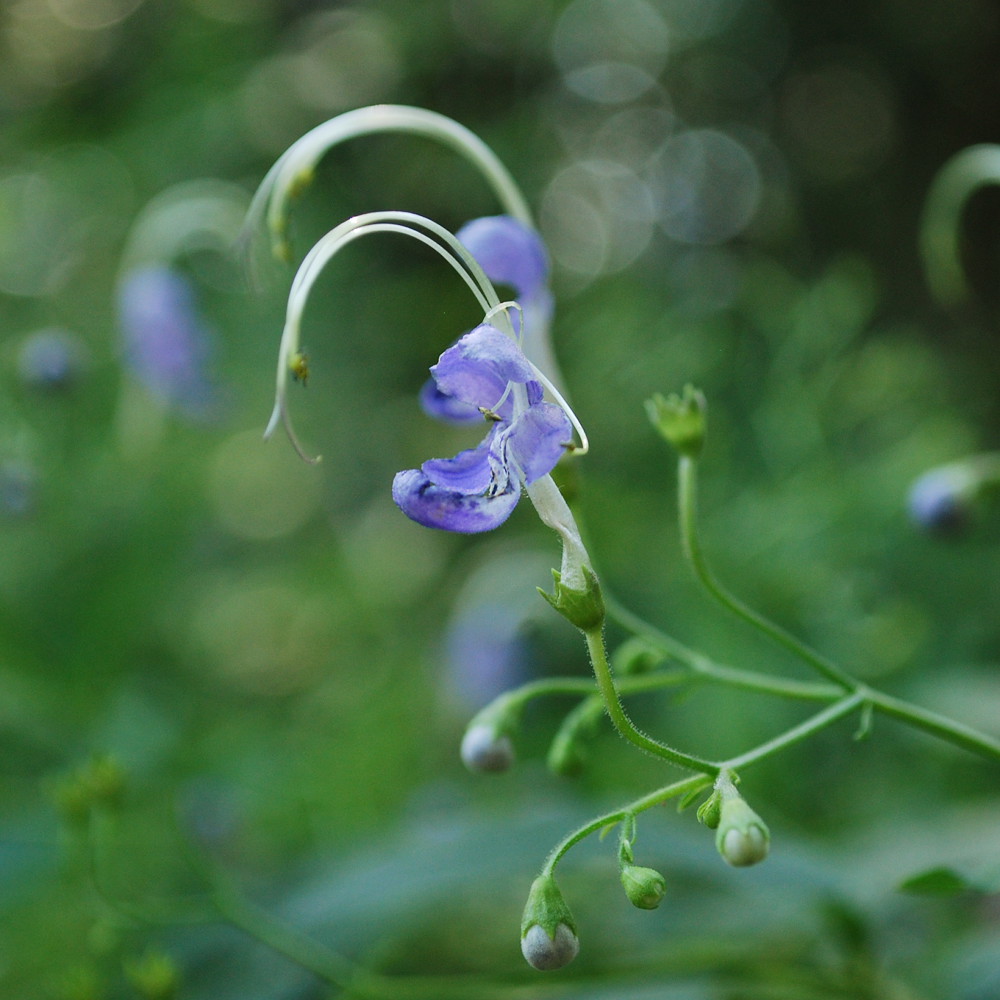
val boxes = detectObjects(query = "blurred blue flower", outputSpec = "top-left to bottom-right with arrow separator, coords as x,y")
117,265 -> 220,418
420,215 -> 553,424
393,324 -> 572,533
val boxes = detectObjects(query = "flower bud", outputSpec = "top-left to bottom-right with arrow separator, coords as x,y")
620,864 -> 666,910
124,949 -> 180,1000
460,723 -> 514,774
907,466 -> 973,536
18,327 -> 87,391
546,725 -> 587,777
715,795 -> 770,867
611,637 -> 662,676
520,875 -> 579,971
646,385 -> 707,458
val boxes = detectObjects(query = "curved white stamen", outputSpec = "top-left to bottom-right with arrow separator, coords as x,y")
244,105 -> 532,266
266,212 -> 511,460
528,363 -> 589,457
483,299 -> 523,343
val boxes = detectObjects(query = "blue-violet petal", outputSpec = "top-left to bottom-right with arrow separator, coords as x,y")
392,468 -> 521,533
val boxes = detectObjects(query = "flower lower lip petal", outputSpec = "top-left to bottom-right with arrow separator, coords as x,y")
420,435 -> 497,494
392,469 -> 521,533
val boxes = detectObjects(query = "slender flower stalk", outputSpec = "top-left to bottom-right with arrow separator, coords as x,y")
677,454 -> 857,691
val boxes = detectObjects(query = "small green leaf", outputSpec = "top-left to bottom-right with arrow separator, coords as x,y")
898,866 -> 991,896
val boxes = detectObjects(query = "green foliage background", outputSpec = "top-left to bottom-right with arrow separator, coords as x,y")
1,1 -> 998,997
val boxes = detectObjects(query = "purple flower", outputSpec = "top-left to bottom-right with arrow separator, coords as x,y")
456,215 -> 551,314
420,216 -> 553,426
118,265 -> 219,418
393,324 -> 572,533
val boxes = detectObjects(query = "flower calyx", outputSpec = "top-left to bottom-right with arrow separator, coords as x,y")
537,565 -> 605,632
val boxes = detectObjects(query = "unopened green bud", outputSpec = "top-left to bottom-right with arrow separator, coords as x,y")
716,795 -> 770,867
546,726 -> 587,777
646,385 -> 707,458
520,875 -> 579,971
696,790 -> 722,830
124,949 -> 180,1000
87,754 -> 126,811
538,566 -> 605,631
620,864 -> 667,910
611,637 -> 662,676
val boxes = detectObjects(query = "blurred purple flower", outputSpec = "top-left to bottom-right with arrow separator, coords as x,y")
419,215 -> 553,425
446,605 -> 530,706
118,265 -> 220,418
393,324 -> 572,533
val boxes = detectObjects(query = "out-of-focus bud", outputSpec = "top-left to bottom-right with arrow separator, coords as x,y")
124,949 -> 180,1000
907,465 -> 974,535
460,723 -> 515,774
117,265 -> 220,419
520,874 -> 579,971
611,637 -> 663,676
17,327 -> 87,391
646,384 -> 707,458
620,864 -> 667,910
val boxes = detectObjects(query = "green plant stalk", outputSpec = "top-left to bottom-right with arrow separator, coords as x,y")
583,626 -> 718,775
211,872 -> 542,1000
542,693 -> 865,875
865,687 -> 1000,760
677,454 -> 857,690
672,455 -> 1000,765
604,594 -> 843,702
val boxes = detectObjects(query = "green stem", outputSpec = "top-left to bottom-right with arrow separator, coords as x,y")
583,626 -> 717,775
605,594 -> 843,702
542,773 -> 713,876
866,687 -> 1000,761
211,876 -> 531,1000
543,694 -> 866,876
677,455 -> 856,691
719,693 -> 866,770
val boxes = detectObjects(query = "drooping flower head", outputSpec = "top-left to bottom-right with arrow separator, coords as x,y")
394,324 -> 573,533
250,107 -> 595,591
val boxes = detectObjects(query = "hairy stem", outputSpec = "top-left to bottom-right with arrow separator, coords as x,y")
677,455 -> 856,690
583,626 -> 717,775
